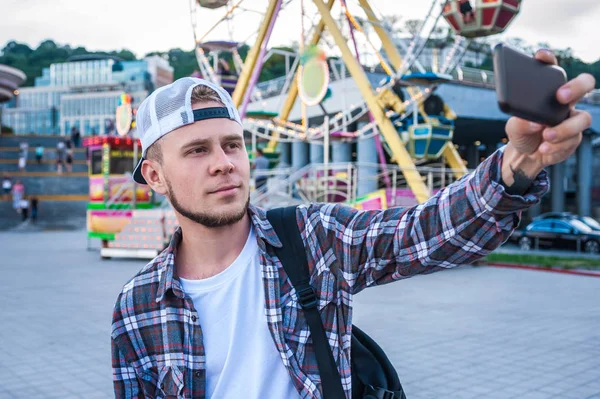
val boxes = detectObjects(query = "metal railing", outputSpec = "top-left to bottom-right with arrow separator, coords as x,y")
253,51 -> 600,105
250,161 -> 474,209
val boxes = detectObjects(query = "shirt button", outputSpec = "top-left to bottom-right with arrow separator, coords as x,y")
191,315 -> 197,322
195,371 -> 202,378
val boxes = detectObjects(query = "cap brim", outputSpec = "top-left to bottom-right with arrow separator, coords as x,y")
132,157 -> 147,185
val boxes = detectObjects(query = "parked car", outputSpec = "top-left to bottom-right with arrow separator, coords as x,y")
511,218 -> 600,254
533,212 -> 600,232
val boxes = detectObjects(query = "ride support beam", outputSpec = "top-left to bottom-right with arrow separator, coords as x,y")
232,0 -> 282,108
357,0 -> 402,73
279,0 -> 334,121
265,0 -> 335,152
357,0 -> 427,116
358,0 -> 467,178
442,144 -> 468,179
311,0 -> 430,202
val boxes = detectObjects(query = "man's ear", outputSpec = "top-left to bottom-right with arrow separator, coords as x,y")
141,159 -> 167,195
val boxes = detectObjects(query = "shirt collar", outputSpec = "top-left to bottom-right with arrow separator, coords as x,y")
155,204 -> 283,303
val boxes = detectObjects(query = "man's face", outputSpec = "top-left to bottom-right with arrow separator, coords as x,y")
148,101 -> 250,228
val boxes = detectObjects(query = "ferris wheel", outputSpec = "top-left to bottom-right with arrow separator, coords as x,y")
189,0 -> 523,203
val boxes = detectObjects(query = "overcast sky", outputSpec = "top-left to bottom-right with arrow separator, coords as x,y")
2,0 -> 599,63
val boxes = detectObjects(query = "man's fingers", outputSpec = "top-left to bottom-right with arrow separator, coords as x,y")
534,49 -> 557,66
556,73 -> 596,105
542,110 -> 592,144
505,117 -> 544,155
506,117 -> 544,138
539,132 -> 582,158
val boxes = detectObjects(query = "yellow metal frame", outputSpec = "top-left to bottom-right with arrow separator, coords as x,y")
356,0 -> 466,180
233,0 -> 467,202
262,0 -> 335,151
311,0 -> 431,202
231,0 -> 282,108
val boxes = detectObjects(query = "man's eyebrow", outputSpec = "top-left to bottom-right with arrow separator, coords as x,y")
221,134 -> 244,143
179,134 -> 243,151
180,138 -> 210,151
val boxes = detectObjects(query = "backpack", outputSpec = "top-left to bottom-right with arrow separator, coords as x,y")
266,206 -> 406,399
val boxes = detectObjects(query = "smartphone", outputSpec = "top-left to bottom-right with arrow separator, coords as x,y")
493,43 -> 570,127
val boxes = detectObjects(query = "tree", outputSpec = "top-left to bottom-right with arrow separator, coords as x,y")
404,19 -> 423,38
380,14 -> 403,32
109,50 -> 137,61
258,46 -> 295,82
0,40 -> 138,86
503,37 -> 534,55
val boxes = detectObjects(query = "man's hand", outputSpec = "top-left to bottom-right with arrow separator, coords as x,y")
501,49 -> 596,190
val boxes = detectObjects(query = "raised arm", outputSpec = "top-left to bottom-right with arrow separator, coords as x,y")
298,148 -> 548,295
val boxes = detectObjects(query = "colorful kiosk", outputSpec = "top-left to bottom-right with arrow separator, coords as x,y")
83,135 -> 154,244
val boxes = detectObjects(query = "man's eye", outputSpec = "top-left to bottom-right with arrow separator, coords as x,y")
190,147 -> 206,154
227,143 -> 241,150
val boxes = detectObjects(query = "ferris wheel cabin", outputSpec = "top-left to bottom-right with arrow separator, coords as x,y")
442,0 -> 522,38
196,41 -> 240,95
197,0 -> 229,9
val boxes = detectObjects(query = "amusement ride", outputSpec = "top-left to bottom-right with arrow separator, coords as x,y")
90,0 -> 523,258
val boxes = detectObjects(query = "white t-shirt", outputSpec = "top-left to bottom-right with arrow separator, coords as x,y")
179,227 -> 300,399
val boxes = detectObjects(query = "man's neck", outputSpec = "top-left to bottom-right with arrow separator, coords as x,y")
175,213 -> 252,280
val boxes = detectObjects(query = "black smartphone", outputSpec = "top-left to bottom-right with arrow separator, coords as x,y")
493,43 -> 570,127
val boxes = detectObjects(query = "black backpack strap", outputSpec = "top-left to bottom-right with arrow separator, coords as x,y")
266,206 -> 346,399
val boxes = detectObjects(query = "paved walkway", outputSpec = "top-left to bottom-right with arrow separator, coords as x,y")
0,230 -> 599,399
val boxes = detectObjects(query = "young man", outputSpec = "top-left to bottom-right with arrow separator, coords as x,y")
112,51 -> 595,399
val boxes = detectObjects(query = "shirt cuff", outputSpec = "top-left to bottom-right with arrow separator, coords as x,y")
471,146 -> 550,215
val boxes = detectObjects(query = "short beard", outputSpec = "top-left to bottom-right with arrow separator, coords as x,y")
166,180 -> 249,228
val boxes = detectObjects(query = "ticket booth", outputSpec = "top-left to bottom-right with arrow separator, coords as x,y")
83,136 -> 153,243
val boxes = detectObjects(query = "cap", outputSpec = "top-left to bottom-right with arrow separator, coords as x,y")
132,77 -> 242,185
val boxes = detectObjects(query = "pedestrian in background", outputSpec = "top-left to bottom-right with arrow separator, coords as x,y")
11,180 -> 25,213
35,144 -> 44,164
56,141 -> 66,174
19,197 -> 29,221
30,196 -> 39,223
19,141 -> 28,161
65,140 -> 74,174
253,148 -> 270,190
2,174 -> 12,199
71,126 -> 81,148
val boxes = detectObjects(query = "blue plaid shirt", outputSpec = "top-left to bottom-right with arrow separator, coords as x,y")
112,149 -> 549,398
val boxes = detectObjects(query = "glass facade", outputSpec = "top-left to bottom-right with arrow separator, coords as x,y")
60,90 -> 148,136
2,108 -> 59,135
50,59 -> 113,87
3,57 -> 173,136
16,89 -> 65,109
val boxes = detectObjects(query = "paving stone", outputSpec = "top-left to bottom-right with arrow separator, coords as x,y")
1,229 -> 599,399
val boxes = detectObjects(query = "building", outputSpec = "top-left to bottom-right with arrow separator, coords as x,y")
0,65 -> 26,104
1,55 -> 173,136
391,37 -> 490,71
0,65 -> 27,134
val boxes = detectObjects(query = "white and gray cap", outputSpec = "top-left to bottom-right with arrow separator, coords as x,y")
132,77 -> 242,185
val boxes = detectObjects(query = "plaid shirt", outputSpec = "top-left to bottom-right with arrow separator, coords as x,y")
112,149 -> 549,399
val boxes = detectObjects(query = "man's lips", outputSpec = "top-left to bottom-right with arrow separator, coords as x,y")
210,184 -> 240,194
